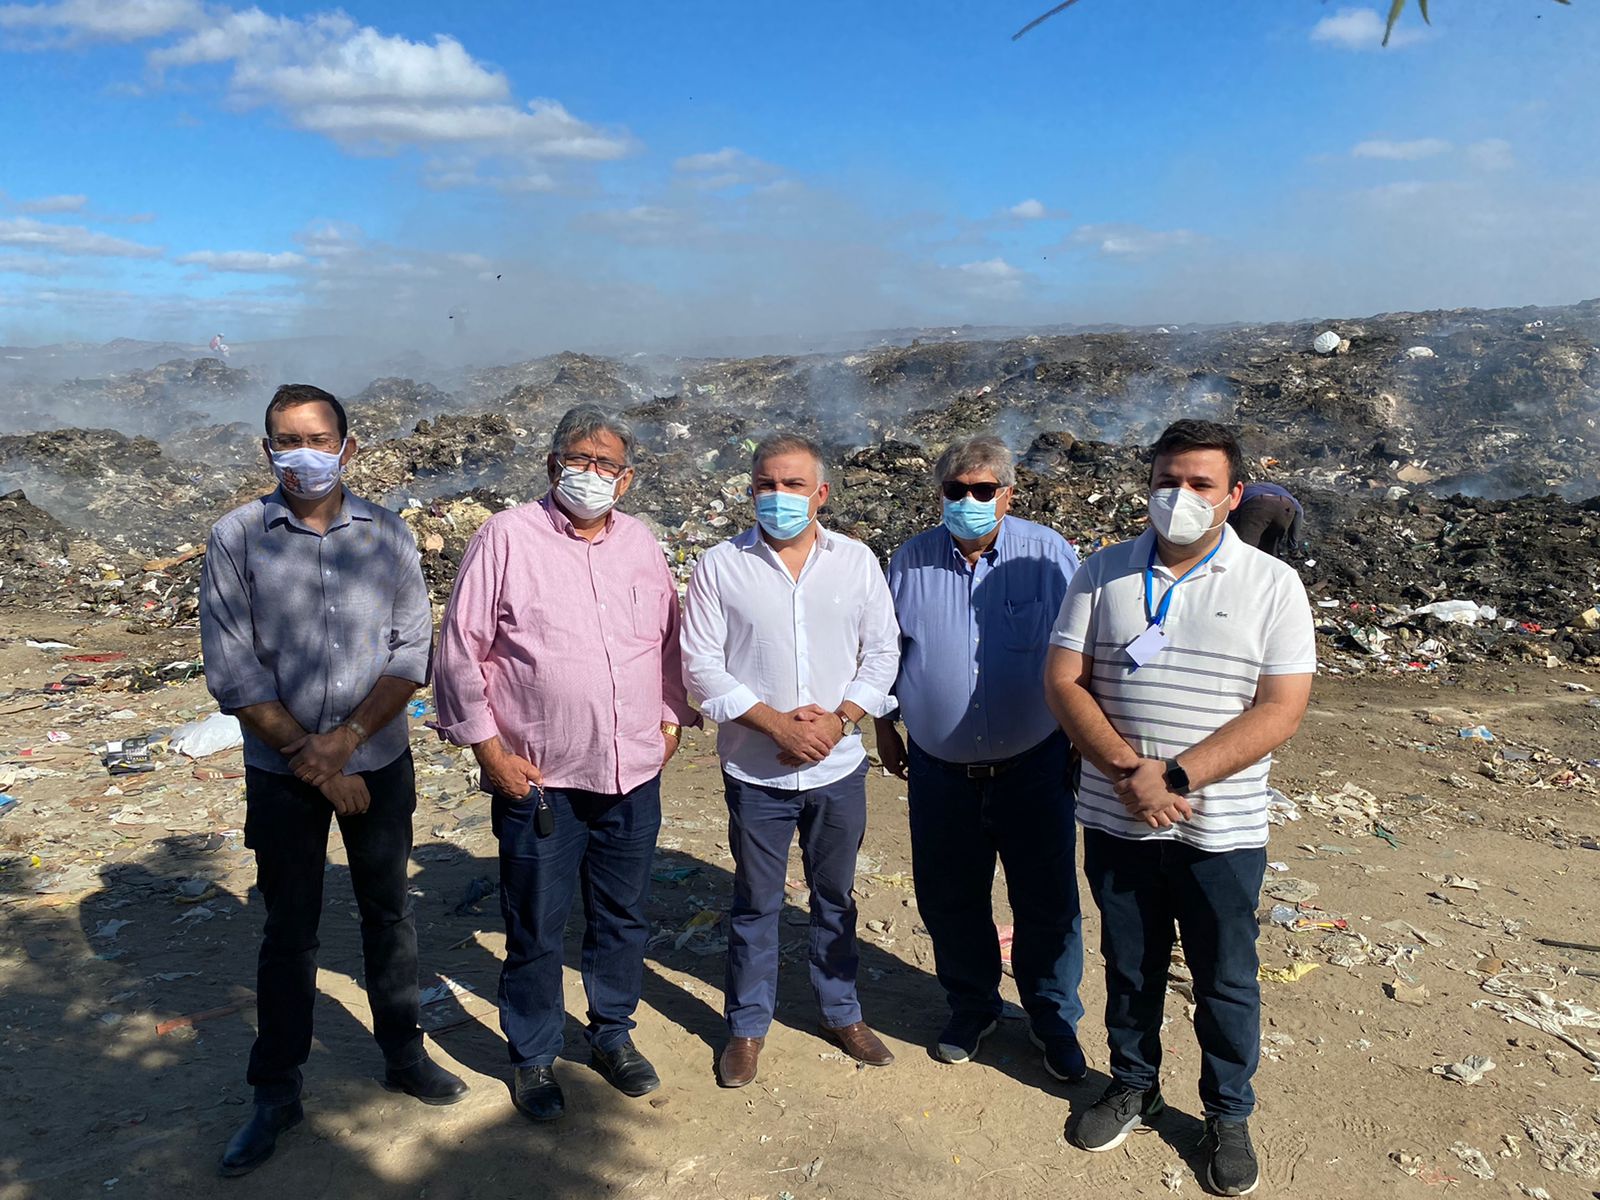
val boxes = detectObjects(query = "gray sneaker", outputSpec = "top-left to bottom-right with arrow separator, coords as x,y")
1201,1117 -> 1259,1196
1068,1083 -> 1166,1152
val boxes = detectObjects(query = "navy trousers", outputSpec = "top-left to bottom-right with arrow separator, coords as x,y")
906,730 -> 1084,1037
723,762 -> 869,1037
493,775 -> 661,1068
1082,827 -> 1267,1119
243,751 -> 423,1104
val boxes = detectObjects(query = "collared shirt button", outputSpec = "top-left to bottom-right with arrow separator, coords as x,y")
329,606 -> 336,613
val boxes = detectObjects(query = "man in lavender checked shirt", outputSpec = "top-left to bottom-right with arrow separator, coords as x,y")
433,406 -> 699,1124
682,432 -> 901,1089
201,384 -> 466,1179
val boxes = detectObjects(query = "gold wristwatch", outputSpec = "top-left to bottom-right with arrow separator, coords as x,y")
661,722 -> 683,739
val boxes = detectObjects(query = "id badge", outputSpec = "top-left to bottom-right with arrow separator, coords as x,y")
1124,624 -> 1168,670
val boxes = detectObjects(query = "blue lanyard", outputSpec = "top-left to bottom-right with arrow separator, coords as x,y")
1143,537 -> 1223,628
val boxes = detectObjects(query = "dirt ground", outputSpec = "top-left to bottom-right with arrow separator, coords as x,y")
3,615 -> 1600,1200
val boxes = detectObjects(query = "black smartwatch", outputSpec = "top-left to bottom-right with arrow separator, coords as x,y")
1163,757 -> 1191,795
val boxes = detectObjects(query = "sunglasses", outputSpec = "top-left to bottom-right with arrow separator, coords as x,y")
942,481 -> 1005,502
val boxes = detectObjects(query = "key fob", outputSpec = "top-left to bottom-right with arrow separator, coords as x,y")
525,784 -> 554,837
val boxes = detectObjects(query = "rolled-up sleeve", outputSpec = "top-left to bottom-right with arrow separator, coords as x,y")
841,554 -> 900,718
199,520 -> 280,713
383,525 -> 433,685
432,522 -> 505,746
682,553 -> 761,724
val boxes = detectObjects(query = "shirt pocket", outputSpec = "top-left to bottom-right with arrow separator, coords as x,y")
630,584 -> 665,641
1001,599 -> 1047,652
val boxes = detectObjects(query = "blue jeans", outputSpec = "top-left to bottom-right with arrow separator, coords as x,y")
492,775 -> 661,1068
1082,828 -> 1267,1119
723,762 -> 869,1037
907,731 -> 1084,1037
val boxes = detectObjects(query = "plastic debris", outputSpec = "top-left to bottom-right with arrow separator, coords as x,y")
1263,877 -> 1320,904
1458,725 -> 1495,741
452,876 -> 497,915
1432,1055 -> 1496,1085
1449,1143 -> 1495,1181
1259,962 -> 1320,984
168,713 -> 243,759
1312,330 -> 1342,355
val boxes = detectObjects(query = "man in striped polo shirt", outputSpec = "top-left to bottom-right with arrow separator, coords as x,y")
1044,420 -> 1314,1198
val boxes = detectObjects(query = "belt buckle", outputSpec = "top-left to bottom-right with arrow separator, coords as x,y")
965,763 -> 995,780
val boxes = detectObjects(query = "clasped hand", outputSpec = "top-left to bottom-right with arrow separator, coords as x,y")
774,704 -> 844,767
1111,758 -> 1193,829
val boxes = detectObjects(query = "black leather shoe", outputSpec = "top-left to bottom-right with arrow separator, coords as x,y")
512,1065 -> 565,1122
218,1100 -> 304,1177
591,1039 -> 661,1097
383,1055 -> 469,1106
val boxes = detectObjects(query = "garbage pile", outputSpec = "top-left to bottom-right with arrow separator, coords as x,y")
0,298 -> 1595,659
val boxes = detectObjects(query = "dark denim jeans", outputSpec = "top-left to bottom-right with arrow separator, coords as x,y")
906,730 -> 1084,1037
492,774 -> 661,1067
243,751 -> 422,1104
1082,828 -> 1267,1119
723,762 -> 869,1037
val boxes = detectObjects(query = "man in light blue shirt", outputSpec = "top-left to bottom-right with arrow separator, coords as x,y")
874,436 -> 1086,1079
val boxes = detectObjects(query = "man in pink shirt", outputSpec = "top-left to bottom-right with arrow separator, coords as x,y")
433,406 -> 698,1123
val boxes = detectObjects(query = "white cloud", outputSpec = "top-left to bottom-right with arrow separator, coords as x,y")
15,192 -> 88,213
672,146 -> 780,190
175,249 -> 307,272
0,0 -> 200,41
1352,137 -> 1451,161
0,252 -> 66,276
1466,137 -> 1514,171
958,257 -> 1022,281
0,216 -> 161,257
1006,198 -> 1048,220
1069,224 -> 1200,259
23,5 -> 640,184
1310,7 -> 1425,50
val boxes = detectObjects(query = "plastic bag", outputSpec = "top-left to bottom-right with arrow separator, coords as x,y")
169,713 -> 244,759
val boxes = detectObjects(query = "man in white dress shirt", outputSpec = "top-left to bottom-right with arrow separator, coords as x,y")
682,432 -> 901,1088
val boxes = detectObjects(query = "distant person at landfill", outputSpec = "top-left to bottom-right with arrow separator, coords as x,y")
432,405 -> 699,1124
1228,480 -> 1303,559
873,435 -> 1087,1082
1044,419 -> 1315,1197
199,383 -> 467,1178
681,432 -> 901,1089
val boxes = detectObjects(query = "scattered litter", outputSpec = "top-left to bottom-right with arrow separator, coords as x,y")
1449,1143 -> 1495,1181
650,865 -> 703,886
92,919 -> 132,940
1432,1055 -> 1496,1085
1266,788 -> 1300,825
25,639 -> 76,650
1259,962 -> 1320,984
1161,1164 -> 1184,1192
169,713 -> 243,759
453,876 -> 497,915
1458,725 -> 1496,741
1372,823 -> 1400,848
1411,600 -> 1499,626
0,793 -> 16,818
1521,1109 -> 1600,1179
1312,330 -> 1342,355
675,908 -> 723,950
1263,877 -> 1320,904
45,730 -> 71,743
419,974 -> 478,1006
1267,861 -> 1288,873
1387,981 -> 1429,1006
155,998 -> 254,1037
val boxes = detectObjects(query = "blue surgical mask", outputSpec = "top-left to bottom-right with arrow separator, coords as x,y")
753,488 -> 817,541
942,497 -> 999,541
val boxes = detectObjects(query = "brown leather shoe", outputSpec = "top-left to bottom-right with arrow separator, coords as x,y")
823,1021 -> 895,1067
718,1036 -> 764,1088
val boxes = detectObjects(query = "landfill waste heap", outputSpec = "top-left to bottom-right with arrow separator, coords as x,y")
1,296 -> 1597,672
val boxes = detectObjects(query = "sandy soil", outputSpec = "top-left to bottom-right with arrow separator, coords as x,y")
3,615 -> 1600,1200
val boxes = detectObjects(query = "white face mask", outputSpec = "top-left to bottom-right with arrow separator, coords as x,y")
1148,487 -> 1227,546
555,466 -> 620,520
270,441 -> 348,500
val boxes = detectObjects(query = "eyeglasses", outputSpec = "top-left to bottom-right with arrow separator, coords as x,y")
942,481 -> 1004,502
269,434 -> 342,451
560,453 -> 628,479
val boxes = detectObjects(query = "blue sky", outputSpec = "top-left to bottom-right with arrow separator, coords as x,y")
1,0 -> 1597,353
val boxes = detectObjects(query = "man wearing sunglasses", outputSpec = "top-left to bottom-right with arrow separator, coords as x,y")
873,436 -> 1086,1080
433,405 -> 698,1123
682,432 -> 901,1088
